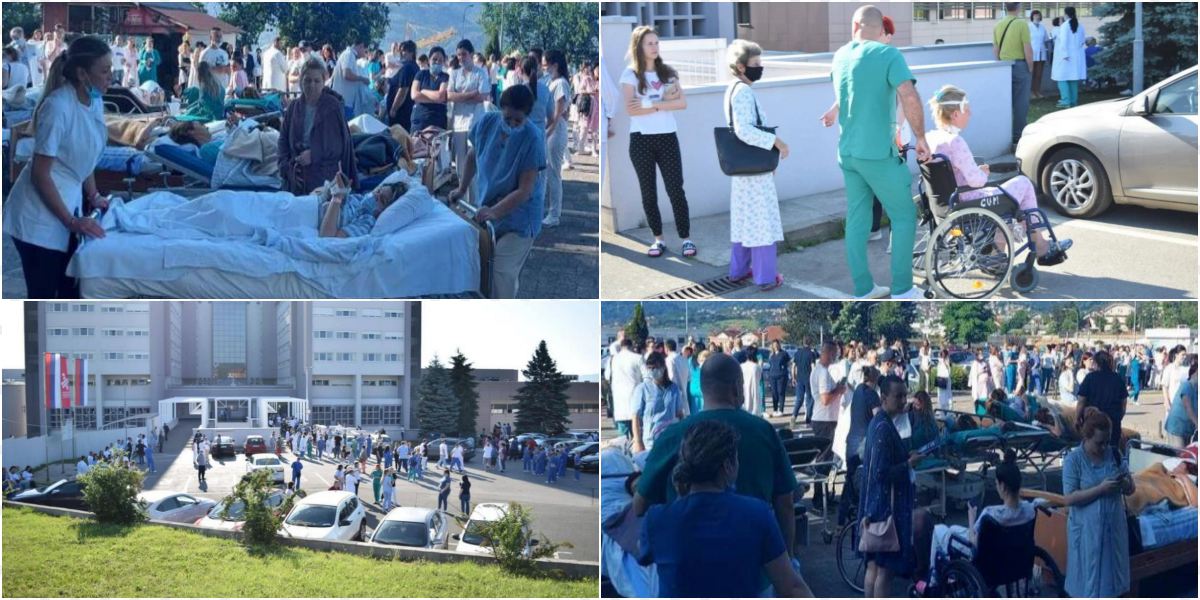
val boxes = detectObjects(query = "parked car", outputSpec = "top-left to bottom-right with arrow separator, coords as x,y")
454,502 -> 539,557
426,438 -> 476,461
368,507 -> 450,549
1017,66 -> 1198,218
11,478 -> 88,511
371,433 -> 392,448
567,441 -> 599,467
245,453 -> 286,483
195,490 -> 288,531
281,490 -> 366,541
565,430 -> 598,442
243,435 -> 268,456
210,435 -> 238,458
138,491 -> 216,523
576,453 -> 599,473
547,437 -> 582,452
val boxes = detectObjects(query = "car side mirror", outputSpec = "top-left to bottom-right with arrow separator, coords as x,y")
452,533 -> 461,541
1133,94 -> 1152,116
340,519 -> 352,527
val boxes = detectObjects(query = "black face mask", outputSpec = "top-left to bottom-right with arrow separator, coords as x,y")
744,66 -> 764,82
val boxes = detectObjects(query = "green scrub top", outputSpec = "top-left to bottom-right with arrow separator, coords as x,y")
831,40 -> 915,161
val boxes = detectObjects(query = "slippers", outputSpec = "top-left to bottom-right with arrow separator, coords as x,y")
681,241 -> 697,258
731,270 -> 754,284
647,241 -> 666,258
759,274 -> 783,292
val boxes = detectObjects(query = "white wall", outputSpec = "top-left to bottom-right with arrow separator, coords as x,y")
3,425 -> 152,471
603,20 -> 1015,232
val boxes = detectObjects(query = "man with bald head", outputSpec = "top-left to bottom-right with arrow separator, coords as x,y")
632,352 -> 798,558
832,5 -> 930,301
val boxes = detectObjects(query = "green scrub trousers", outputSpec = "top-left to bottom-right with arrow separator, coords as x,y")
839,153 -> 916,296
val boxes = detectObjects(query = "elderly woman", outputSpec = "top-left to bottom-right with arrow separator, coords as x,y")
724,40 -> 789,292
279,57 -> 357,195
316,168 -> 406,238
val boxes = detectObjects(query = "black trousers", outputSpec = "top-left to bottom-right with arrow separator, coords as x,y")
13,236 -> 79,299
628,132 -> 690,238
770,377 -> 788,413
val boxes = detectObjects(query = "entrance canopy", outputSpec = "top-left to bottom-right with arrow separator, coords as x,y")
157,396 -> 308,430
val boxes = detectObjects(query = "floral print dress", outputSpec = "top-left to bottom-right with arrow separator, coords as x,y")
725,82 -> 784,249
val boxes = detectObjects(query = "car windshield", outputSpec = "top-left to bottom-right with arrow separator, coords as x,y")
210,499 -> 247,521
461,520 -> 493,546
286,505 -> 336,528
373,521 -> 429,546
255,457 -> 281,466
247,437 -> 263,444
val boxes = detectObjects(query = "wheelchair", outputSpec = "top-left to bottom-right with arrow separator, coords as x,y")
910,150 -> 1070,299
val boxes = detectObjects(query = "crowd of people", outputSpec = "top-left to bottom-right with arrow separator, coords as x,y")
3,422 -> 170,497
616,3 -> 1080,298
3,23 -> 599,299
604,325 -> 1194,598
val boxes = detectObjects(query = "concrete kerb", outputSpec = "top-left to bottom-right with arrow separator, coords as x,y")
4,501 -> 598,579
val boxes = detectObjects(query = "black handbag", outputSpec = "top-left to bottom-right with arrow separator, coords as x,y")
713,81 -> 780,176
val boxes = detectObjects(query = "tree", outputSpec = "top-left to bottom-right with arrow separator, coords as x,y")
479,3 -> 598,63
1050,305 -> 1082,336
513,341 -> 571,435
218,2 -> 390,50
1092,3 -> 1197,89
624,303 -> 649,348
1160,301 -> 1198,328
1005,309 -> 1032,333
415,357 -> 458,437
449,350 -> 479,437
781,302 -> 840,345
941,302 -> 994,346
2,3 -> 41,45
872,302 -> 916,343
831,302 -> 871,343
224,469 -> 303,550
477,502 -> 566,576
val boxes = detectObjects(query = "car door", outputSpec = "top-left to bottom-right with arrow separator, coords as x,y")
1118,70 -> 1198,206
337,497 -> 359,540
152,495 -> 180,520
52,482 -> 84,509
173,494 -> 204,522
430,512 -> 446,548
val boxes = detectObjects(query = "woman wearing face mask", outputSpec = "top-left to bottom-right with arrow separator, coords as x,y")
723,39 -> 789,292
638,419 -> 815,598
630,352 -> 685,454
279,57 -> 358,195
2,36 -> 112,298
410,46 -> 449,132
448,85 -> 547,299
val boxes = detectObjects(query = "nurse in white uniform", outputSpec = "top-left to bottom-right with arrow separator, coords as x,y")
2,36 -> 112,298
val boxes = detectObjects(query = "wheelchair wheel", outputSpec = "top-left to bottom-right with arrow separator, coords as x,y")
940,559 -> 988,598
1030,546 -> 1067,597
924,207 -> 1014,299
1010,261 -> 1040,294
835,521 -> 866,594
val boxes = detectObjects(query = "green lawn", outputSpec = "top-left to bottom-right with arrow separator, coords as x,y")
1027,89 -> 1126,124
2,507 -> 597,597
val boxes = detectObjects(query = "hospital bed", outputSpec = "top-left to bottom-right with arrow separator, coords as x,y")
103,86 -> 166,115
6,121 -> 178,197
66,185 -> 492,299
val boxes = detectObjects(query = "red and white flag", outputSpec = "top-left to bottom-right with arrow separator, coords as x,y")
59,354 -> 71,409
74,358 -> 88,407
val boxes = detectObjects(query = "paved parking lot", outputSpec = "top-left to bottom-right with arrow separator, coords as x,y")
133,425 -> 598,561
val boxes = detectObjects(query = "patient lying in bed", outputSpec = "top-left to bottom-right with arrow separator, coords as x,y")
315,169 -> 406,238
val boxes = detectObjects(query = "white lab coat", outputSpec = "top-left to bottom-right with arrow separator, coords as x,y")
610,349 -> 647,422
665,351 -> 691,413
261,46 -> 288,92
742,360 -> 763,416
1028,21 -> 1049,61
1051,22 -> 1087,82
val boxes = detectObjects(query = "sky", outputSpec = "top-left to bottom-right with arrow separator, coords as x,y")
0,301 -> 600,379
420,301 -> 600,381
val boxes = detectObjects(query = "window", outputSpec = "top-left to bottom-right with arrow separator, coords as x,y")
362,353 -> 381,362
361,309 -> 383,318
314,352 -> 333,361
364,378 -> 398,387
102,329 -> 124,337
49,303 -> 69,312
332,405 -> 353,423
335,309 -> 357,317
1075,4 -> 1093,17
1153,73 -> 1197,115
127,353 -> 150,360
384,353 -> 401,362
48,328 -> 70,336
128,329 -> 149,337
361,405 -> 382,424
336,331 -> 355,340
310,405 -> 334,425
103,352 -> 124,360
71,327 -> 94,336
336,352 -> 355,361
71,304 -> 96,312
103,406 -> 151,429
939,2 -> 970,20
362,333 -> 382,340
384,333 -> 403,340
49,408 -> 97,430
212,302 -> 248,379
312,379 -> 331,386
735,2 -> 751,25
384,310 -> 403,318
100,305 -> 125,313
973,2 -> 997,19
313,307 -> 335,316
913,2 -> 934,21
313,330 -> 333,339
380,405 -> 404,424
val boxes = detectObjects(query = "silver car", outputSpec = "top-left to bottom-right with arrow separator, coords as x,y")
1016,66 -> 1197,218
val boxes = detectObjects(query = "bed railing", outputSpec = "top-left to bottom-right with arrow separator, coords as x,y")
449,197 -> 496,298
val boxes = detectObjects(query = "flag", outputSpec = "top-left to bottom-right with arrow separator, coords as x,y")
59,354 -> 71,409
44,353 -> 55,409
75,358 -> 88,407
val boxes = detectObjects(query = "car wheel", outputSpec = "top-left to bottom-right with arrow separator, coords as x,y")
1041,147 -> 1113,218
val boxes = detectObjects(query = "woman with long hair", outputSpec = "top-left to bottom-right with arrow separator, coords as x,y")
177,39 -> 192,93
573,61 -> 598,156
620,26 -> 694,259
2,36 -> 112,298
1050,6 -> 1086,108
639,419 -> 814,597
541,49 -> 572,228
178,61 -> 224,122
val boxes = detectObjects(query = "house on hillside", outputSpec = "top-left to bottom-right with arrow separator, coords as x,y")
1084,302 -> 1135,332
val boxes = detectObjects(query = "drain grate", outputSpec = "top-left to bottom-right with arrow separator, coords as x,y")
650,276 -> 749,299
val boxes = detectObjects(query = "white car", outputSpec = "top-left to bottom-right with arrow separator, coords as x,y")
368,507 -> 450,549
453,502 -> 539,557
245,453 -> 286,483
281,490 -> 366,541
138,491 -> 217,523
194,490 -> 287,531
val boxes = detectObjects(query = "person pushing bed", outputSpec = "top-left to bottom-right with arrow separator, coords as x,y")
3,36 -> 113,298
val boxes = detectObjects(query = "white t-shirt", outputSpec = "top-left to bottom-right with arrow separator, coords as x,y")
547,75 -> 572,123
4,60 -> 29,90
611,349 -> 648,421
331,47 -> 360,102
618,67 -> 677,135
809,362 -> 841,422
452,446 -> 464,460
449,65 -> 490,132
3,85 -> 107,252
384,51 -> 403,78
262,46 -> 287,92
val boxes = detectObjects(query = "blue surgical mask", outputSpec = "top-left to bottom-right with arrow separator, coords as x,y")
429,63 -> 443,76
87,84 -> 102,100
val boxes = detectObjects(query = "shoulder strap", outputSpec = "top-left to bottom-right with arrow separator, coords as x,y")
726,80 -> 764,128
996,18 -> 1017,56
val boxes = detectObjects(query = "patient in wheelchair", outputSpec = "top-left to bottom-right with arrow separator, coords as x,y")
925,85 -> 1071,266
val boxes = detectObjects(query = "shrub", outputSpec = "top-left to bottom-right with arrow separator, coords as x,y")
77,451 -> 146,525
477,502 -> 567,576
951,365 -> 969,391
224,469 -> 301,550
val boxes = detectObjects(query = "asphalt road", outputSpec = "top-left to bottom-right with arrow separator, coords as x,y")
133,425 -> 599,562
601,203 -> 1196,300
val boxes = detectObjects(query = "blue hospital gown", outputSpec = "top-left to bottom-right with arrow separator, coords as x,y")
318,193 -> 376,237
1062,446 -> 1130,598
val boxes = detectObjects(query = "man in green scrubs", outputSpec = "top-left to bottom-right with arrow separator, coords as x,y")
831,5 -> 930,299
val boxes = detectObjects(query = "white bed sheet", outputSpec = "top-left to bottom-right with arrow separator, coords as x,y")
70,199 -> 479,299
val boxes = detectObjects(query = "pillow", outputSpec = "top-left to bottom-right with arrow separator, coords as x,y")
371,183 -> 433,236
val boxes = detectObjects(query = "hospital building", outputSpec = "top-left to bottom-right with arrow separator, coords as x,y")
19,301 -> 420,438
